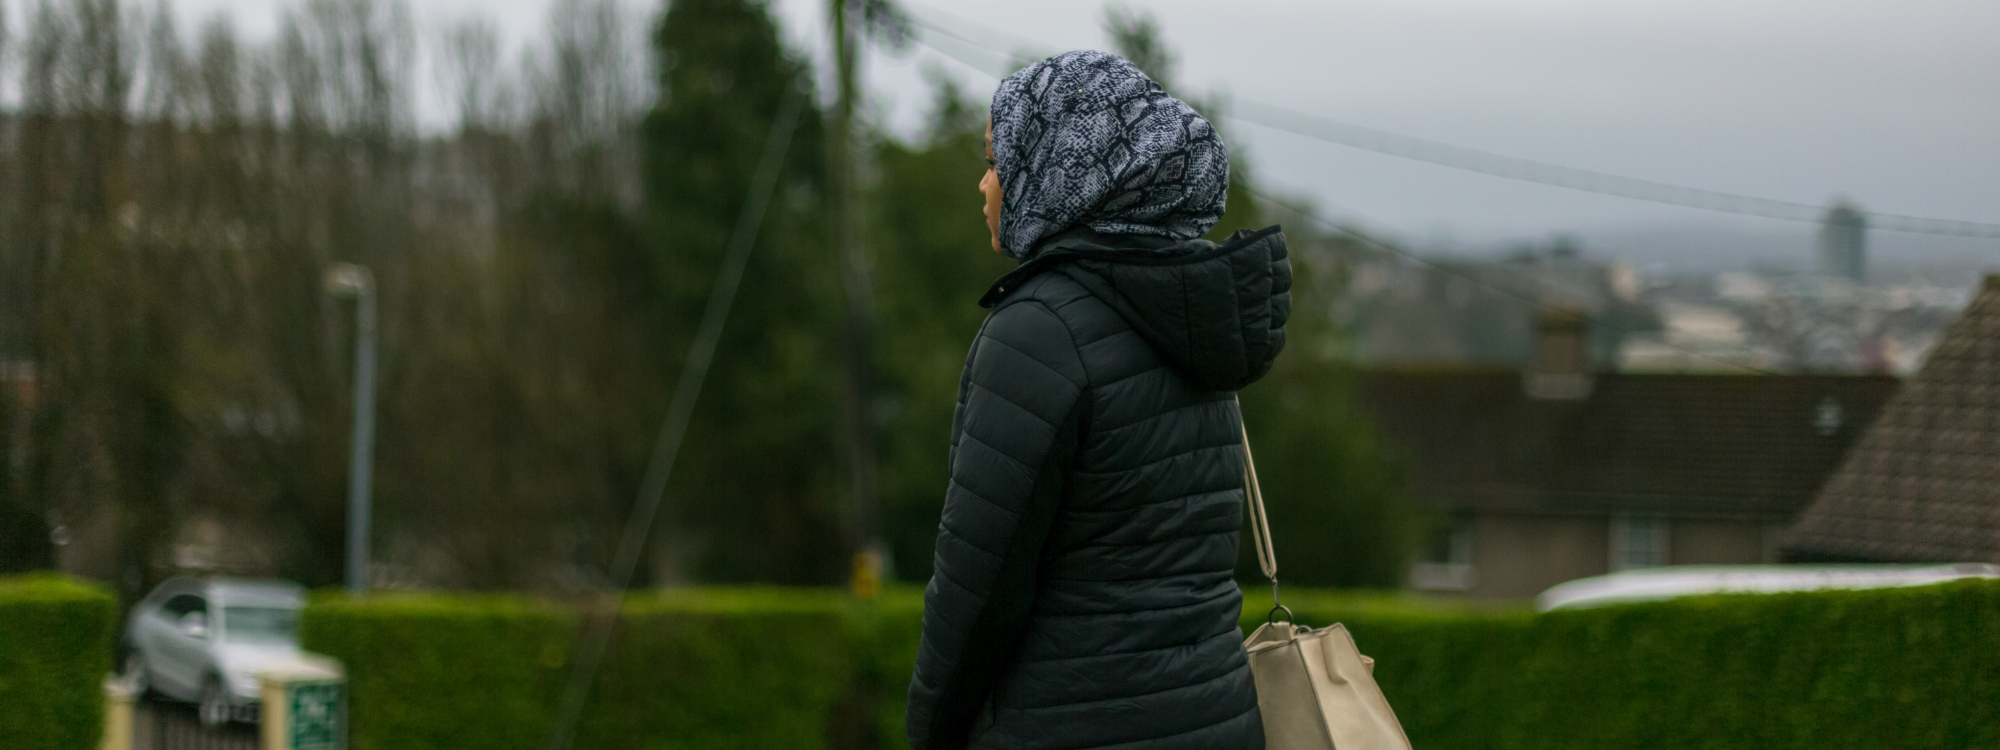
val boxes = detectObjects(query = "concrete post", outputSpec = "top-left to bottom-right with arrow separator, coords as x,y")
100,678 -> 133,750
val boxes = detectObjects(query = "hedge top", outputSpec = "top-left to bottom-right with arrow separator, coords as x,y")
0,573 -> 114,606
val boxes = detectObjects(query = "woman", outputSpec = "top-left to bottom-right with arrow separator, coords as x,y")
906,51 -> 1291,750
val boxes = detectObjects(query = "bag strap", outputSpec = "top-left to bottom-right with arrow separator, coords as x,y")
1235,396 -> 1292,624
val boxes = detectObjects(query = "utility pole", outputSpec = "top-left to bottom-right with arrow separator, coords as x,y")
326,263 -> 377,596
829,0 -> 884,597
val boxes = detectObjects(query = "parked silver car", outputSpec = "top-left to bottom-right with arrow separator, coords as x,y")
122,577 -> 306,725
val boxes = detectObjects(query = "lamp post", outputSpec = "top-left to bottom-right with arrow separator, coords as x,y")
325,263 -> 376,596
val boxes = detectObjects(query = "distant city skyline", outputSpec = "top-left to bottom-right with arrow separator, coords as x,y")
118,0 -> 2000,263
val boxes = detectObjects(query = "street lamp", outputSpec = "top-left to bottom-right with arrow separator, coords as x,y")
325,263 -> 376,596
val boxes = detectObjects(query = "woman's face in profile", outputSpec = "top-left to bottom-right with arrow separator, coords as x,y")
980,120 -> 1003,254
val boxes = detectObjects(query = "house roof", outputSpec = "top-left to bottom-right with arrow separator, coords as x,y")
1784,275 -> 2000,562
1353,369 -> 1900,519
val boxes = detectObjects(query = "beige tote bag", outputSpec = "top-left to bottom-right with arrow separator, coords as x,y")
1237,407 -> 1414,750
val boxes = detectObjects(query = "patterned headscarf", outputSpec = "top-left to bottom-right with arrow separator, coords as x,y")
989,50 -> 1230,259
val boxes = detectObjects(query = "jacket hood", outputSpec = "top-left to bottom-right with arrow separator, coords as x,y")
981,225 -> 1292,391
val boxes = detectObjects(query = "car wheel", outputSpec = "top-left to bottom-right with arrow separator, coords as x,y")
122,651 -> 153,700
199,674 -> 231,727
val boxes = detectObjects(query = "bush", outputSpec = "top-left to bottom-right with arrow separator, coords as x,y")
1255,579 -> 2000,750
576,589 -> 868,750
301,587 -> 904,750
852,589 -> 926,750
0,574 -> 117,750
300,592 -> 574,750
305,580 -> 2000,750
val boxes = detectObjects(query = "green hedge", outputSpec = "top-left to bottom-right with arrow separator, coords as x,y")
1254,579 -> 2000,750
0,574 -> 117,750
301,593 -> 574,750
304,580 -> 2000,750
577,589 -> 873,750
302,587 -> 924,750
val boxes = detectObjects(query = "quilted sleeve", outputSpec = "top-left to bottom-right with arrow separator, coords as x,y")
906,299 -> 1088,750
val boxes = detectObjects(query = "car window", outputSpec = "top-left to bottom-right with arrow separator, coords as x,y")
162,594 -> 208,617
221,606 -> 299,644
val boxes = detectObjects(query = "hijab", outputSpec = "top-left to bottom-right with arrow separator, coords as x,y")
989,50 -> 1230,260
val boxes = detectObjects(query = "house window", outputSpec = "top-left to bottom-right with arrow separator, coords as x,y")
1610,514 -> 1669,571
1410,517 -> 1476,591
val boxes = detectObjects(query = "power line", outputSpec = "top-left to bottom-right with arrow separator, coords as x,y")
543,80 -> 809,750
1230,103 -> 2000,240
900,9 -> 2000,241
902,20 -> 1785,376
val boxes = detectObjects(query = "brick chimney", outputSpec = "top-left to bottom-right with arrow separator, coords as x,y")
1524,307 -> 1593,400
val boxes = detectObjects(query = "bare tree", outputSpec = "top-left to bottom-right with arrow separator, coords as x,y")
437,17 -> 505,132
195,15 -> 241,127
528,0 -> 644,204
138,1 -> 185,122
0,0 -> 666,592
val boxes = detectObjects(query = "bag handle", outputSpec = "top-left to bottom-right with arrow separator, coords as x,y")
1235,395 -> 1292,625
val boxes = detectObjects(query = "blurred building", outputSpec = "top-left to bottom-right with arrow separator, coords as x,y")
1818,201 -> 1868,285
1338,233 -> 1969,378
1621,266 -> 1968,376
1784,275 -> 2000,563
1341,241 -> 1659,369
1615,301 -> 1786,373
1355,315 -> 1900,599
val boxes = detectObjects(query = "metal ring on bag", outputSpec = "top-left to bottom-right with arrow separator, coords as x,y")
1267,603 -> 1295,625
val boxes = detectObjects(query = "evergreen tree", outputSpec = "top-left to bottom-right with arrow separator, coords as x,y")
869,76 -> 1016,581
641,0 -> 848,584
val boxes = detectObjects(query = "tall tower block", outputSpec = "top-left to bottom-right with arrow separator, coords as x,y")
1819,201 -> 1867,284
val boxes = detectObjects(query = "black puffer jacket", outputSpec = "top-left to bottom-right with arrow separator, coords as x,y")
907,225 -> 1291,750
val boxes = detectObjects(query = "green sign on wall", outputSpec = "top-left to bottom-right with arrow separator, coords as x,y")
288,681 -> 344,750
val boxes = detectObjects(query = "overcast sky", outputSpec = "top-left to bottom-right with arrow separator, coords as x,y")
137,0 -> 2000,263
